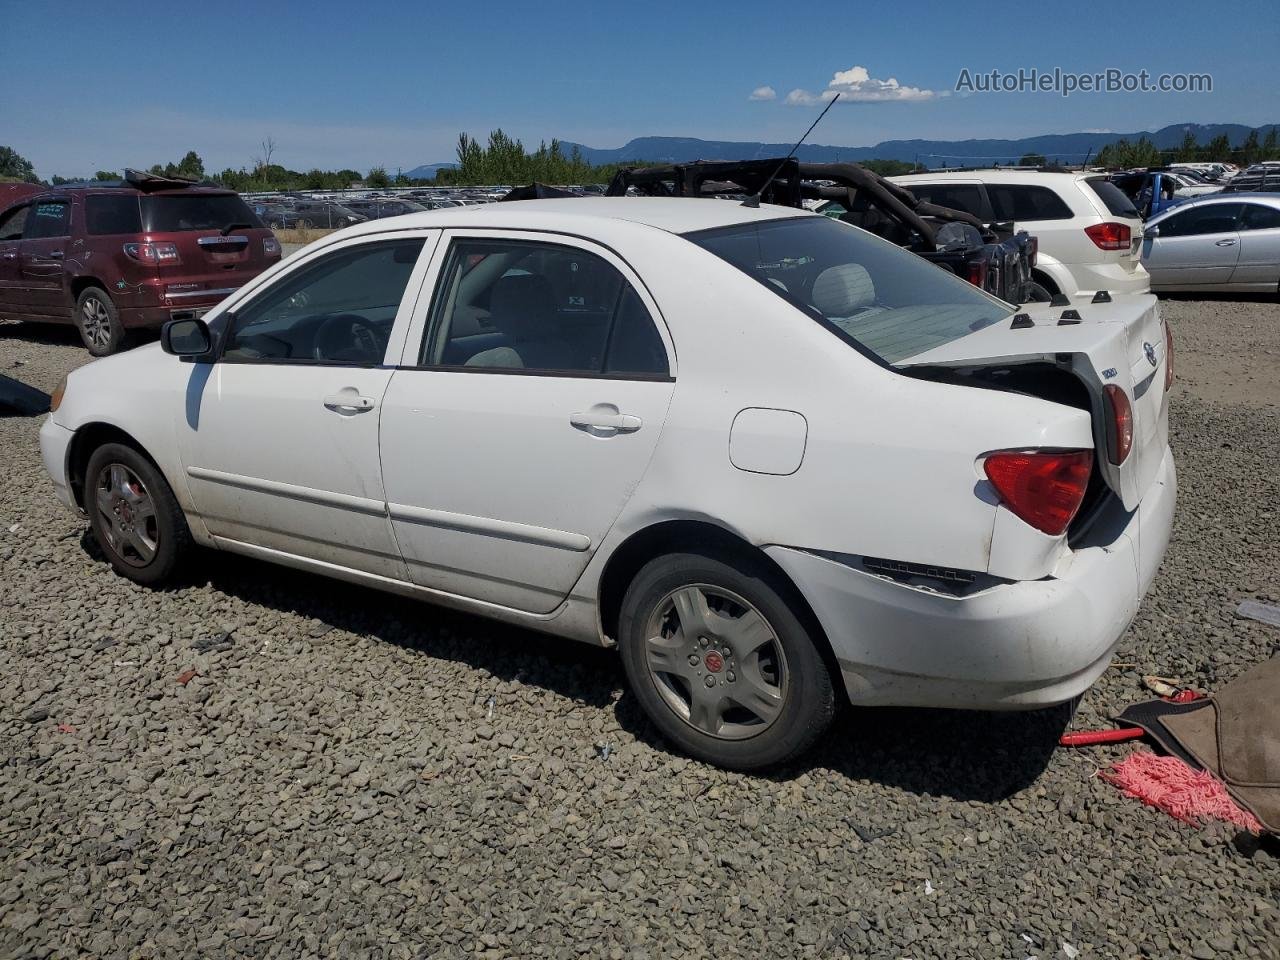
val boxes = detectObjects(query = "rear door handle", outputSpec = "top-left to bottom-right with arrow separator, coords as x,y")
323,393 -> 375,413
36,251 -> 64,260
570,410 -> 642,434
1215,238 -> 1237,246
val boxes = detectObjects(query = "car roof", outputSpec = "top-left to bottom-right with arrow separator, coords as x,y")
890,169 -> 1094,183
333,196 -> 806,238
1147,191 -> 1280,222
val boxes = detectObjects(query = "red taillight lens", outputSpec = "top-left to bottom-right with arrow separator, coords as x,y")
966,259 -> 988,288
123,241 -> 180,264
1164,323 -> 1175,391
984,450 -> 1094,536
1084,221 -> 1132,251
1105,384 -> 1133,464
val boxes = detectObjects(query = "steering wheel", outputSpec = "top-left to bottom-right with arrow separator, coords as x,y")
312,313 -> 385,363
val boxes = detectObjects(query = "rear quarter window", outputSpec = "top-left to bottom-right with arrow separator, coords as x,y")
1085,179 -> 1141,218
85,195 -> 142,235
987,184 -> 1074,221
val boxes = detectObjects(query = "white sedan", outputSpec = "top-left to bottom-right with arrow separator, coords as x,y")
40,199 -> 1176,770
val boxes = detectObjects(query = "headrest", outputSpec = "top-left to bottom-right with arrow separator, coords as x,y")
811,263 -> 876,316
489,273 -> 556,339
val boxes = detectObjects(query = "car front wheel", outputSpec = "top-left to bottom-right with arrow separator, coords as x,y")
85,442 -> 192,586
618,552 -> 836,770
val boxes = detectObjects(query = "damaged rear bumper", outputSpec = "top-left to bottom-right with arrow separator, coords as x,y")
767,446 -> 1176,710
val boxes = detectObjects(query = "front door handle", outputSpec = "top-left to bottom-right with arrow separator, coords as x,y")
323,393 -> 375,414
570,409 -> 642,434
35,251 -> 64,260
1215,238 -> 1237,247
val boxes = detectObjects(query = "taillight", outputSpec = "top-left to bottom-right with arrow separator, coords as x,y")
1104,384 -> 1133,464
123,241 -> 180,264
1164,323 -> 1175,391
983,450 -> 1094,536
263,236 -> 281,257
1084,222 -> 1132,251
966,259 -> 988,288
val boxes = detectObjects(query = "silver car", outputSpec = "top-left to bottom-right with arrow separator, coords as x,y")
1143,193 -> 1280,292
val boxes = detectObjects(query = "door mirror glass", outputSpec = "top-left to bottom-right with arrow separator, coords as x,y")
162,318 -> 212,356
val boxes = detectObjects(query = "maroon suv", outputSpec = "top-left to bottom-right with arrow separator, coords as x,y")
0,170 -> 281,355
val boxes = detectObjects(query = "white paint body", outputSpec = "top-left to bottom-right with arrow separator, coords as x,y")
890,170 -> 1150,298
41,198 -> 1176,710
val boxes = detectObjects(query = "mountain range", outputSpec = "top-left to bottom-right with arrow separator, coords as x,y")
403,122 -> 1277,178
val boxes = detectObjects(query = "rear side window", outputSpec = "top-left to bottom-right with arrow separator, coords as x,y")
987,185 -> 1073,221
1085,179 -> 1141,218
85,195 -> 142,235
1158,203 -> 1243,237
24,201 -> 70,239
141,194 -> 262,232
422,238 -> 669,377
1240,203 -> 1280,231
903,184 -> 985,218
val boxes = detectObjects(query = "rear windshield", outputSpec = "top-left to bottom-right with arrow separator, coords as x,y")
687,216 -> 1012,366
1085,178 -> 1140,218
141,194 -> 263,232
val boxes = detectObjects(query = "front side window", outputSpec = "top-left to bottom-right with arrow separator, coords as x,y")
422,238 -> 669,377
904,184 -> 985,218
223,238 -> 425,364
688,216 -> 1012,366
1240,204 -> 1280,231
1158,203 -> 1243,237
24,201 -> 69,239
0,205 -> 29,241
987,185 -> 1074,221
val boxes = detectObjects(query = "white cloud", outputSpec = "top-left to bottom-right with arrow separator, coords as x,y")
784,65 -> 942,105
748,85 -> 777,102
1082,128 -> 1113,134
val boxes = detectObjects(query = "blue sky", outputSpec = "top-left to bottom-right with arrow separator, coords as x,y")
3,0 -> 1275,178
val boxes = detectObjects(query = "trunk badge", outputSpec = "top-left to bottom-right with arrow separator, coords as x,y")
1144,342 -> 1157,366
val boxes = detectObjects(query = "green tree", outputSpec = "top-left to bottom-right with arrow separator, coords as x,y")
1175,129 -> 1199,161
177,150 -> 204,179
366,166 -> 390,189
0,145 -> 38,182
1239,130 -> 1261,166
1204,133 -> 1231,161
1263,129 -> 1279,162
94,170 -> 117,181
1019,152 -> 1047,166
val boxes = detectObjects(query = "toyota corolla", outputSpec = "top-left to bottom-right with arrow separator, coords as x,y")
40,199 -> 1176,770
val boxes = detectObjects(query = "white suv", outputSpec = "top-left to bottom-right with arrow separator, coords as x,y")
891,170 -> 1149,298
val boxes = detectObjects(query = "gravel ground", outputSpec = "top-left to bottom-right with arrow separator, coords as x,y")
1,299 -> 1278,960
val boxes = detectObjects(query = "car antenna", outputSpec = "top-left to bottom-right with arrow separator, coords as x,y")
742,92 -> 840,208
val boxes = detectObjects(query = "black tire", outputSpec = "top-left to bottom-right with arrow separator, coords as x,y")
618,551 -> 836,771
75,286 -> 127,356
1025,282 -> 1053,303
85,442 -> 192,586
299,218 -> 314,230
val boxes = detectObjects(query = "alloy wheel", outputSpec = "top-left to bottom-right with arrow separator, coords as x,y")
81,297 -> 112,349
93,463 -> 158,567
643,584 -> 789,740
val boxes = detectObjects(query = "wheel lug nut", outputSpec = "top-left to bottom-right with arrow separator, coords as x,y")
727,672 -> 736,682
704,676 -> 716,688
699,636 -> 709,647
687,654 -> 700,666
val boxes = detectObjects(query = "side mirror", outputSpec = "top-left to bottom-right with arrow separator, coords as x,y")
1146,225 -> 1160,239
161,317 -> 212,358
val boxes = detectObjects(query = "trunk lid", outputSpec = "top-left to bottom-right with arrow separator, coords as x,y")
898,293 -> 1169,511
141,192 -> 275,297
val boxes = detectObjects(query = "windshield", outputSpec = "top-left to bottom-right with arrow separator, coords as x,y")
686,216 -> 1012,365
141,194 -> 262,232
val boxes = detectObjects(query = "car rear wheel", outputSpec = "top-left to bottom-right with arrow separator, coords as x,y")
618,552 -> 836,770
299,219 -> 314,229
1025,282 -> 1053,303
85,442 -> 192,586
75,287 -> 127,356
